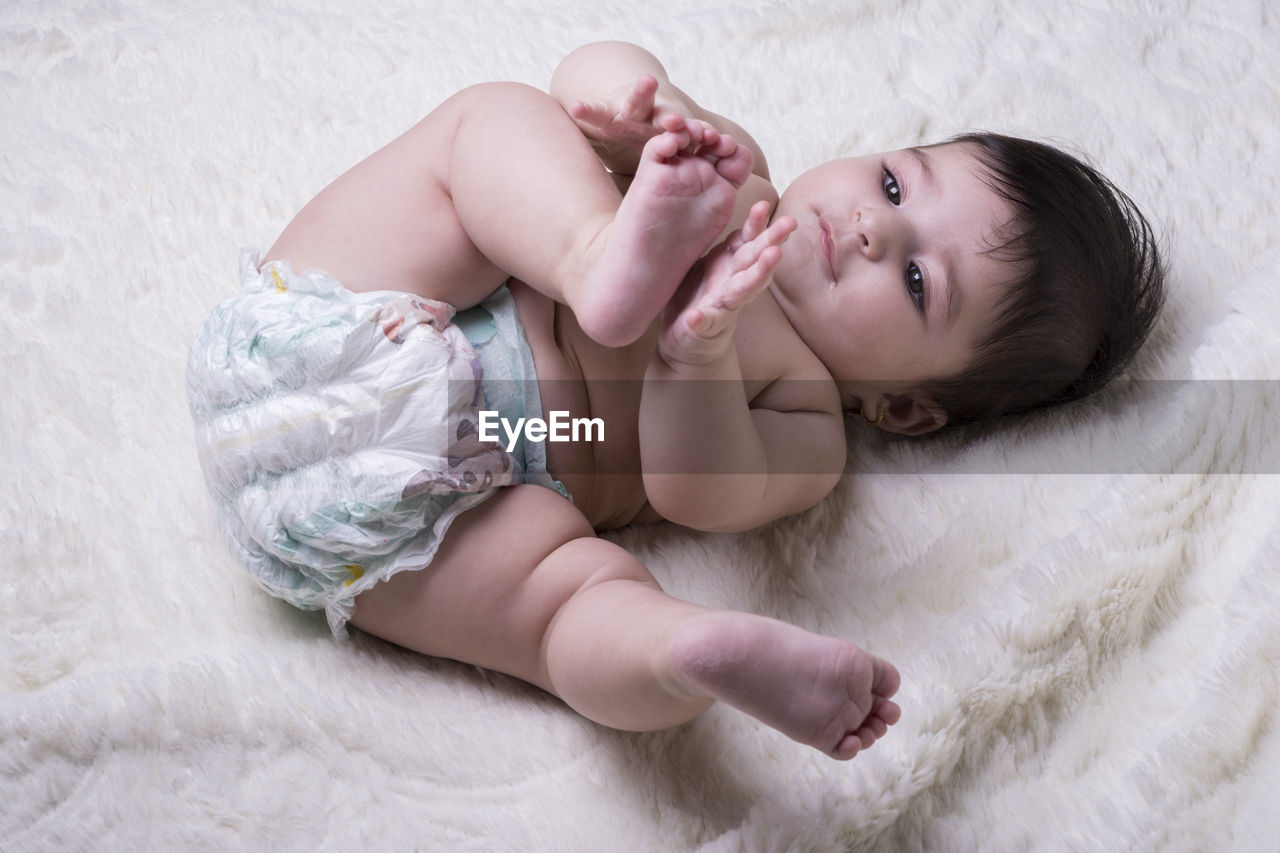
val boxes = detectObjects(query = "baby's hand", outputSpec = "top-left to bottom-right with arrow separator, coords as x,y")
567,75 -> 718,174
658,201 -> 796,369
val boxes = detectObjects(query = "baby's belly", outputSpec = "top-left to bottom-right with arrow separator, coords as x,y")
508,282 -> 659,531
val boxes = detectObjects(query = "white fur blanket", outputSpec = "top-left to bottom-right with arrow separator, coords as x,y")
3,1 -> 1277,850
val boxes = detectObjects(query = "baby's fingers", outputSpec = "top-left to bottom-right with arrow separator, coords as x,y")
717,242 -> 785,311
687,242 -> 786,344
567,98 -> 615,130
724,216 -> 795,292
683,245 -> 783,341
727,201 -> 782,252
620,74 -> 660,120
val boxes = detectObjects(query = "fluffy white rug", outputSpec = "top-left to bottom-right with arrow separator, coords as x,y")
3,1 -> 1277,850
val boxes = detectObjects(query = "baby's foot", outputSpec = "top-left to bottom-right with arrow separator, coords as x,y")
567,74 -> 699,174
665,612 -> 902,760
571,130 -> 754,347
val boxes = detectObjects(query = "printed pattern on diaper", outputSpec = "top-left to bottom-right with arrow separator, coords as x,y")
187,252 -> 520,637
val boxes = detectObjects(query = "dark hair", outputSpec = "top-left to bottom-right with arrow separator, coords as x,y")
916,132 -> 1166,427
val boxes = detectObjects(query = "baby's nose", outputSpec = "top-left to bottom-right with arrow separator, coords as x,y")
853,208 -> 894,262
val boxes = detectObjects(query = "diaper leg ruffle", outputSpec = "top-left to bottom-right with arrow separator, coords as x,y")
187,253 -> 520,636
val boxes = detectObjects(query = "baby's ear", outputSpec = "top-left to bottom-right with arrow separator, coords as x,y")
880,394 -> 948,435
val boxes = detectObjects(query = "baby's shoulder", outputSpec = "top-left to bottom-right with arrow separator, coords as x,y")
737,294 -> 840,416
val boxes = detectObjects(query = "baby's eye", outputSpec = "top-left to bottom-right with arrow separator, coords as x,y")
882,168 -> 902,205
906,263 -> 925,314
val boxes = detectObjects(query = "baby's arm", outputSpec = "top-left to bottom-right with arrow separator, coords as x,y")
640,204 -> 846,533
550,41 -> 771,180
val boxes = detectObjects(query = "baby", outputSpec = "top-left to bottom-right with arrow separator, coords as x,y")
188,42 -> 1163,760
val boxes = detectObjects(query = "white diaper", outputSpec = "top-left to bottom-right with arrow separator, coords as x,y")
187,252 -> 519,637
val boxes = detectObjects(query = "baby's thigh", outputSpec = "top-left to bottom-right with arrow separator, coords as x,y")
263,100 -> 508,306
349,484 -> 605,687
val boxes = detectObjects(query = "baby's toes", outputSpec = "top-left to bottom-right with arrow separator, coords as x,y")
643,129 -> 686,161
874,697 -> 902,726
704,129 -> 738,159
831,733 -> 863,761
713,139 -> 753,186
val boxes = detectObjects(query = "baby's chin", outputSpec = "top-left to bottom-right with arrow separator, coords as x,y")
768,249 -> 822,305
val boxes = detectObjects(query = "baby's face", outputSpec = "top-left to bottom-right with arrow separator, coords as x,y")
769,142 -> 1016,428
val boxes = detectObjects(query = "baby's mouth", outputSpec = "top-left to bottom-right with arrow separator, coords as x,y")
818,218 -> 837,284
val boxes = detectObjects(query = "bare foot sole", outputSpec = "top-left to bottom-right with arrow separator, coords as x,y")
665,612 -> 902,760
572,130 -> 754,347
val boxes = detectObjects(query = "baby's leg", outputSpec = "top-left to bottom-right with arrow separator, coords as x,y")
350,486 -> 901,759
266,82 -> 748,344
442,83 -> 753,345
556,129 -> 756,347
